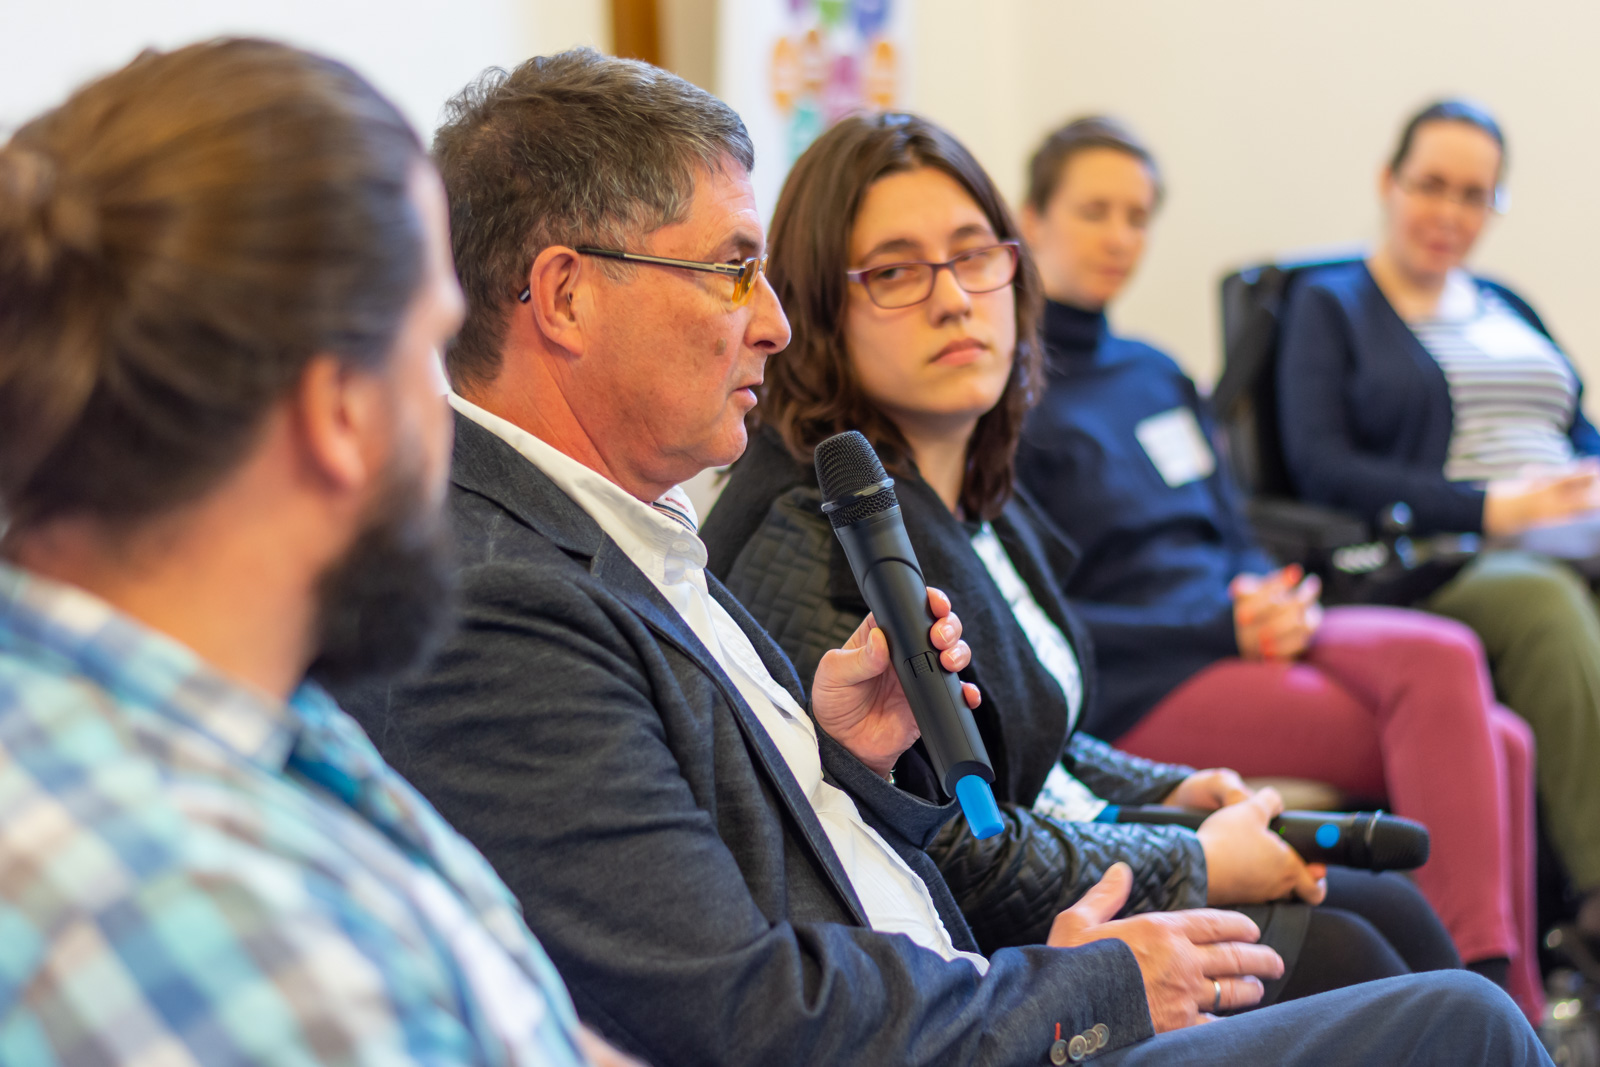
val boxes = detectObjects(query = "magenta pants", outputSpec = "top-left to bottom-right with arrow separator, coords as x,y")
1116,606 -> 1540,1020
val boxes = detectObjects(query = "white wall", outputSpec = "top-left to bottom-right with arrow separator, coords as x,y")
0,0 -> 608,141
911,0 -> 1600,399
10,0 -> 1596,423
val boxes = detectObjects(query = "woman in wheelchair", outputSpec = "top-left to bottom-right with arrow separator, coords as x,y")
699,110 -> 1509,1013
1000,115 -> 1539,1014
1277,100 -> 1600,963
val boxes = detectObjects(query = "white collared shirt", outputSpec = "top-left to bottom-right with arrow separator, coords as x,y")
451,395 -> 986,973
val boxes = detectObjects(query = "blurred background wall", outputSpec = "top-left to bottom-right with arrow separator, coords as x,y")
0,1 -> 606,147
5,0 -> 1596,395
912,0 -> 1600,392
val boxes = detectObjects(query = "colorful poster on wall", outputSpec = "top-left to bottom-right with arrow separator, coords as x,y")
768,0 -> 900,167
718,0 -> 913,223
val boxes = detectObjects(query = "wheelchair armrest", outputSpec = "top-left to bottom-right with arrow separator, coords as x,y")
1244,496 -> 1370,558
1247,496 -> 1477,606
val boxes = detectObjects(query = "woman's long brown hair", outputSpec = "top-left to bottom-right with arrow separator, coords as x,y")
754,112 -> 1043,521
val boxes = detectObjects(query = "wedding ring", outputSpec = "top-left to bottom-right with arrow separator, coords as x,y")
1211,978 -> 1222,1013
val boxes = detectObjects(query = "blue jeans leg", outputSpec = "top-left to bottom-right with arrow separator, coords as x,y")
1096,972 -> 1549,1067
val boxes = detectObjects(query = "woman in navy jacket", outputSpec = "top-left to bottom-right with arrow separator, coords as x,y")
1013,116 -> 1538,1015
1278,101 -> 1600,950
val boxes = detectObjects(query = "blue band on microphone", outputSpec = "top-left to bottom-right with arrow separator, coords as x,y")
1315,822 -> 1341,849
1094,805 -> 1121,824
955,774 -> 1004,839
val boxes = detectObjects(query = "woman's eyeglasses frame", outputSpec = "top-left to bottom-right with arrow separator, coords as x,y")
844,240 -> 1022,310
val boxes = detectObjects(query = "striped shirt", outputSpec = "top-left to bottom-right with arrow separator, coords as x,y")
0,561 -> 589,1065
1411,270 -> 1577,483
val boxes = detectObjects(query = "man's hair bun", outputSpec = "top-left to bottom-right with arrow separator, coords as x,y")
0,145 -> 100,284
0,38 -> 425,532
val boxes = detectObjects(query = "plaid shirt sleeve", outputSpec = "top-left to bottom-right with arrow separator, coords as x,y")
0,769 -> 590,1067
0,565 -> 593,1067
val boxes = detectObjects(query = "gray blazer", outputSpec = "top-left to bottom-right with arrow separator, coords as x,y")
337,414 -> 1152,1067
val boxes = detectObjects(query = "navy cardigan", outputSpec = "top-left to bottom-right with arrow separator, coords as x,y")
1016,300 -> 1276,743
1276,260 -> 1600,535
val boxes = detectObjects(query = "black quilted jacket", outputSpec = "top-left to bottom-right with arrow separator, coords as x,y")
701,428 -> 1208,953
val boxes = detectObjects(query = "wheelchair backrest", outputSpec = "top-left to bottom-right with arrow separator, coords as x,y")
1214,253 -> 1363,498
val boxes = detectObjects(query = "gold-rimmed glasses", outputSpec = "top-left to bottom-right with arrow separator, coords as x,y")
516,246 -> 770,306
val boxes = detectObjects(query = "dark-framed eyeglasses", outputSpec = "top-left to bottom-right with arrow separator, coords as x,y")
845,240 -> 1021,310
516,246 -> 769,306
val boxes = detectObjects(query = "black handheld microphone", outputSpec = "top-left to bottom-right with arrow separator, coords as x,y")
1096,805 -> 1431,871
814,431 -> 1003,839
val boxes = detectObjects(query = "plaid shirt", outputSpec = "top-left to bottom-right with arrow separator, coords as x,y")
0,562 -> 589,1066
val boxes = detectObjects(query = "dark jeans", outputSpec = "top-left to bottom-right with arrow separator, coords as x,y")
1100,979 -> 1548,1067
1100,971 -> 1549,1066
1268,868 -> 1461,1005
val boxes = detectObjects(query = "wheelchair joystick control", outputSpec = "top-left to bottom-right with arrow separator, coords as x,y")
1378,502 -> 1416,571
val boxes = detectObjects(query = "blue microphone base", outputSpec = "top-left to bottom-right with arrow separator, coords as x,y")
955,774 -> 1004,839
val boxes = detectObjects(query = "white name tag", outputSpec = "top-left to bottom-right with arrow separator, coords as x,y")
1462,312 -> 1548,361
1135,407 -> 1216,488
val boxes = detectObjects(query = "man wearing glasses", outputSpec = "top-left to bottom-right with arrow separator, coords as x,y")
337,49 -> 1551,1067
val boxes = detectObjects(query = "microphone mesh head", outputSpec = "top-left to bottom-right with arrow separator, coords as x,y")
1368,813 -> 1431,870
815,431 -> 899,529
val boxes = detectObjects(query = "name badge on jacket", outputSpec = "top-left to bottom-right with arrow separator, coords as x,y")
1135,407 -> 1216,488
1462,310 -> 1560,364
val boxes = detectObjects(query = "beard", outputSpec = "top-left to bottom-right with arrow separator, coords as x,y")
307,451 -> 458,690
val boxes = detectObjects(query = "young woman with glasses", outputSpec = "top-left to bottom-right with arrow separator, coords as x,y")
1278,100 -> 1600,972
701,111 -> 1479,1012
